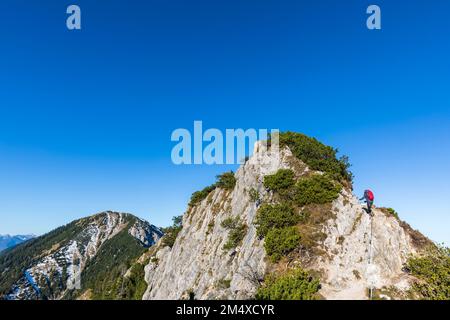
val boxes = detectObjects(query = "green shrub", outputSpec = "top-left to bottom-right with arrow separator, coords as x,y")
221,217 -> 247,251
221,217 -> 238,229
248,188 -> 260,203
263,169 -> 295,192
189,171 -> 236,207
255,203 -> 299,238
216,171 -> 236,190
216,278 -> 232,289
224,225 -> 247,251
264,226 -> 301,262
278,132 -> 353,182
189,184 -> 216,207
206,221 -> 215,235
406,245 -> 450,300
161,215 -> 183,248
256,268 -> 320,300
294,174 -> 341,206
386,208 -> 400,220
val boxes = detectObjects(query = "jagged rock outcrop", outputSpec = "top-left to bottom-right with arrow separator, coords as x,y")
129,217 -> 164,247
143,142 -> 430,300
0,211 -> 163,300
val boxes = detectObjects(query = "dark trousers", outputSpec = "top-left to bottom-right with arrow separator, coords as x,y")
366,200 -> 373,213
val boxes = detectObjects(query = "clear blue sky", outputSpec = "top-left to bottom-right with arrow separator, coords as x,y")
0,1 -> 449,245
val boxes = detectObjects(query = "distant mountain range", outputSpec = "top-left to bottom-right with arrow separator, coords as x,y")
0,235 -> 35,252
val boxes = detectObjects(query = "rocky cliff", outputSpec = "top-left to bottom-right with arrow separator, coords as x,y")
143,139 -> 431,300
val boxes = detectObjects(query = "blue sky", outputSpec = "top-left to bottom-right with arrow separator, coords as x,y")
0,1 -> 449,245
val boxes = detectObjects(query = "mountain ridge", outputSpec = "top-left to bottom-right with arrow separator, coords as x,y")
0,211 -> 163,300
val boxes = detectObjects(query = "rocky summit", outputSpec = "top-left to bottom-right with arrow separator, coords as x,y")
142,134 -> 437,300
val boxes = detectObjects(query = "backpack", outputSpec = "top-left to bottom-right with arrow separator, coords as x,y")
366,190 -> 374,201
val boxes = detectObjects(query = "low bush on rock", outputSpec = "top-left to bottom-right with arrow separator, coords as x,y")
406,245 -> 450,300
216,171 -> 237,190
263,169 -> 295,193
161,215 -> 183,248
256,268 -> 320,300
189,172 -> 236,207
221,217 -> 247,251
294,174 -> 341,206
255,203 -> 299,238
264,226 -> 301,262
277,131 -> 353,183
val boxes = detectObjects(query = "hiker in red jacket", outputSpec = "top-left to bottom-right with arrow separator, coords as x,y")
360,189 -> 374,214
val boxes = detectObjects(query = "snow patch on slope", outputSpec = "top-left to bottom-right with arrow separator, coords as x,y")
5,212 -> 163,300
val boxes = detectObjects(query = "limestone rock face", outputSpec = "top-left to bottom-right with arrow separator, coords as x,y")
143,142 -> 290,300
317,191 -> 420,299
143,142 -> 428,300
128,217 -> 164,247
